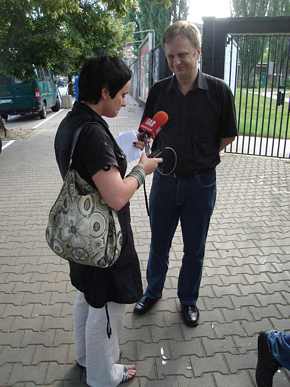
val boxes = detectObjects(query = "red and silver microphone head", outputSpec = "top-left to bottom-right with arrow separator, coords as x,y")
138,111 -> 168,140
138,117 -> 157,139
151,111 -> 169,137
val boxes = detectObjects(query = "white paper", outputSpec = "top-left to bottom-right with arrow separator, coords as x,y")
115,130 -> 141,162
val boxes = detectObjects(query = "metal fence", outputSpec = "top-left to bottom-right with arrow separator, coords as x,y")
202,16 -> 290,158
130,17 -> 290,158
225,34 -> 290,158
129,46 -> 170,103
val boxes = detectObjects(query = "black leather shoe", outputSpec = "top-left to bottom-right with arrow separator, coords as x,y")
181,304 -> 200,327
133,295 -> 160,315
76,362 -> 86,371
256,331 -> 280,387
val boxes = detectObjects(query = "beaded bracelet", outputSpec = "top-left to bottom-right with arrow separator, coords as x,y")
126,164 -> 145,188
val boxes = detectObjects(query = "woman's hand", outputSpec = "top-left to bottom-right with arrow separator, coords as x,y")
133,139 -> 145,150
92,153 -> 162,211
138,152 -> 162,175
133,136 -> 153,151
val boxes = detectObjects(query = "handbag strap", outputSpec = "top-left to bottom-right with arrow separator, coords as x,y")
68,124 -> 84,168
68,117 -> 113,169
68,122 -> 96,169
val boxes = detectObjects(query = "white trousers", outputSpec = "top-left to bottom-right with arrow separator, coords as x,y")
73,291 -> 126,387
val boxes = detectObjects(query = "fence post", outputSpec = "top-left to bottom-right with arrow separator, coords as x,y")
202,17 -> 227,79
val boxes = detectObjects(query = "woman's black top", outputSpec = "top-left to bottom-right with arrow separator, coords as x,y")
54,101 -> 143,308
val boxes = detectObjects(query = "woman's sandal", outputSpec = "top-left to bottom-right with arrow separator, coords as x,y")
121,365 -> 136,384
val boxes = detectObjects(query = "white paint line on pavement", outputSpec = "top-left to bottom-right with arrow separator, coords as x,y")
32,109 -> 64,129
2,140 -> 16,150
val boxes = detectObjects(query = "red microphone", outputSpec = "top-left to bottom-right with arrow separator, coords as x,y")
138,111 -> 168,140
137,111 -> 177,174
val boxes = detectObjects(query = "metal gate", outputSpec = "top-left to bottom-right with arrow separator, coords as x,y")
202,17 -> 290,158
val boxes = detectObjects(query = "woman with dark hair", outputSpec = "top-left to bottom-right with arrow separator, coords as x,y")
54,56 -> 161,387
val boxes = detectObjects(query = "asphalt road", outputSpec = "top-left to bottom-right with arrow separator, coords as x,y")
1,108 -> 67,152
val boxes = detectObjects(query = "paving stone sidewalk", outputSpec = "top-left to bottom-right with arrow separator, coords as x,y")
0,97 -> 289,387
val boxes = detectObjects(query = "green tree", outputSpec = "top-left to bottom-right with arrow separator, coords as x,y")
169,0 -> 189,22
136,0 -> 171,46
268,0 -> 290,15
231,0 -> 269,17
0,0 -> 136,79
231,0 -> 290,16
124,0 -> 188,48
230,0 -> 290,85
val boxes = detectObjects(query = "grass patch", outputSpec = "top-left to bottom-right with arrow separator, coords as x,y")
234,88 -> 290,139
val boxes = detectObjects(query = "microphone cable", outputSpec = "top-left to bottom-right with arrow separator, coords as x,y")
143,146 -> 178,216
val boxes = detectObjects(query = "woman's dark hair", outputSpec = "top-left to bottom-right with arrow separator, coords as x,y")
78,56 -> 131,103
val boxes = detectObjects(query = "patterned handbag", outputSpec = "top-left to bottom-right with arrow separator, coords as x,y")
45,124 -> 122,268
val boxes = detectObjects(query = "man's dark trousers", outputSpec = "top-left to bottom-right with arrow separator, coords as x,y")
144,169 -> 216,305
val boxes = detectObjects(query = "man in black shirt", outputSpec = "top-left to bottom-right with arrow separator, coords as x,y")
134,20 -> 237,326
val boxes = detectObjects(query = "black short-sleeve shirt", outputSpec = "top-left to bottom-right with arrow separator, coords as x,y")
54,102 -> 143,308
143,72 -> 238,176
72,123 -> 120,183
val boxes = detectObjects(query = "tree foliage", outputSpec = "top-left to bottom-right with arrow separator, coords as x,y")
231,0 -> 269,17
169,0 -> 189,22
230,0 -> 290,84
267,0 -> 290,16
135,0 -> 171,46
0,0 -> 136,78
231,0 -> 290,17
124,0 -> 189,48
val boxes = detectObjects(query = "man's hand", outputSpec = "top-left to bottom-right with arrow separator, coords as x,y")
220,136 -> 236,151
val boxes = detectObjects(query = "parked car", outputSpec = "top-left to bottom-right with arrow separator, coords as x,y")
0,68 -> 61,120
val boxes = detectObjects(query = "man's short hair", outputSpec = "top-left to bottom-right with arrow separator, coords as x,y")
79,56 -> 131,104
163,20 -> 201,50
